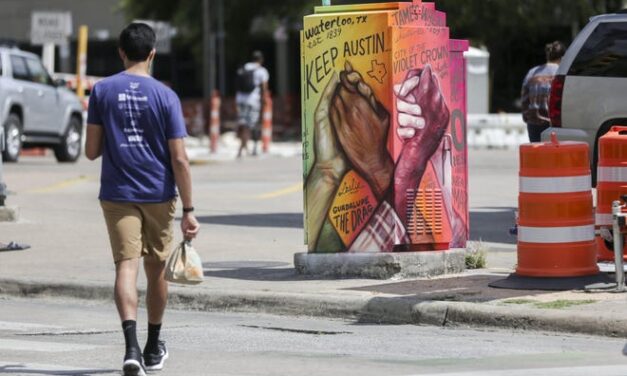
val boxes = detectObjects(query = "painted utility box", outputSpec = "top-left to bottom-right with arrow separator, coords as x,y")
302,1 -> 468,253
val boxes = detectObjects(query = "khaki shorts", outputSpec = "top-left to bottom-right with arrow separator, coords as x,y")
100,199 -> 177,263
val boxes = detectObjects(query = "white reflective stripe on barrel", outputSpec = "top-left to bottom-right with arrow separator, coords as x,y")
595,213 -> 613,227
598,166 -> 627,182
519,175 -> 591,193
518,225 -> 595,243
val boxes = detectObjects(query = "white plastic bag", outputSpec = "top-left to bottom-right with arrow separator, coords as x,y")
165,241 -> 204,285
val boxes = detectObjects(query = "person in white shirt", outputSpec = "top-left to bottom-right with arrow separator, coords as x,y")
235,51 -> 269,157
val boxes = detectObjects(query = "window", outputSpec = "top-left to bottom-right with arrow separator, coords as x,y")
569,22 -> 627,77
10,55 -> 29,81
24,58 -> 52,85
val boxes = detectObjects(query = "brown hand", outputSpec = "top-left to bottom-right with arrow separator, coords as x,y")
329,61 -> 394,200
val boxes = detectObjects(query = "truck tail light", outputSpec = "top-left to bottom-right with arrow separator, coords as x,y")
549,74 -> 565,127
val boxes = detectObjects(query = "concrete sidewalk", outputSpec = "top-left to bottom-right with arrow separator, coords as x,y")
184,133 -> 303,162
1,146 -> 626,339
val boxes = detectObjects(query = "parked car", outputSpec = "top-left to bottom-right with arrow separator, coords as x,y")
547,12 -> 627,185
0,45 -> 84,162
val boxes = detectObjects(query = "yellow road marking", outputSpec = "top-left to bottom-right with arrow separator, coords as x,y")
255,183 -> 302,199
28,176 -> 94,194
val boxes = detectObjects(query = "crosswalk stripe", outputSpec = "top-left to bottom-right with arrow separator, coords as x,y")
0,320 -> 62,331
0,361 -> 116,374
405,364 -> 627,376
0,338 -> 99,352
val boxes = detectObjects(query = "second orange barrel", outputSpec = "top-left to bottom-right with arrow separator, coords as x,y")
595,125 -> 627,261
517,134 -> 598,277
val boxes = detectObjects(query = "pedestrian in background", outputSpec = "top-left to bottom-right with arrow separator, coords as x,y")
85,23 -> 199,376
521,41 -> 566,142
235,50 -> 269,158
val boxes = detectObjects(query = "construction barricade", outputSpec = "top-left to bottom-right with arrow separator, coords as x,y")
209,91 -> 221,153
516,133 -> 598,277
261,92 -> 272,153
596,125 -> 627,261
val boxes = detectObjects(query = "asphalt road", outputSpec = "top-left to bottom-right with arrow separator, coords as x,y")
0,296 -> 626,376
0,148 -> 585,375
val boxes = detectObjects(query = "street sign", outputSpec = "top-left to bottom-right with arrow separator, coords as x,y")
31,11 -> 72,45
134,20 -> 176,54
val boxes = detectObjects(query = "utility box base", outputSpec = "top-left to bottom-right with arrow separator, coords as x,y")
0,206 -> 18,222
294,250 -> 465,279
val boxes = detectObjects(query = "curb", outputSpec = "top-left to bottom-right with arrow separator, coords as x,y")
294,250 -> 466,279
1,278 -> 625,338
0,206 -> 19,222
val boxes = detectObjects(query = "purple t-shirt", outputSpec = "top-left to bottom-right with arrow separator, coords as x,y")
87,72 -> 187,203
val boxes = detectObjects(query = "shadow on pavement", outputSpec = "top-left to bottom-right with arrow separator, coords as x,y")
203,260 -> 309,281
0,363 -> 117,375
194,213 -> 303,228
347,274 -> 546,302
470,207 -> 517,245
203,260 -> 371,282
203,267 -> 306,281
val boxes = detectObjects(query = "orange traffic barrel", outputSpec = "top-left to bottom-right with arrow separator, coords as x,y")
209,91 -> 221,153
261,92 -> 273,153
595,125 -> 627,261
517,133 -> 598,277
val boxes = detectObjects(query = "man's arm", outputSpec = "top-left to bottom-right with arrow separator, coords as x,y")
259,67 -> 270,107
168,138 -> 199,240
521,69 -> 533,123
85,124 -> 103,160
259,80 -> 269,110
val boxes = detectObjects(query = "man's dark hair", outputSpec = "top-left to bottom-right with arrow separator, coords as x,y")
119,23 -> 156,62
252,50 -> 264,63
545,41 -> 565,62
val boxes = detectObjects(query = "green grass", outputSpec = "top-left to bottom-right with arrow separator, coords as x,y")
533,299 -> 597,309
465,241 -> 487,269
501,299 -> 598,309
502,299 -> 536,305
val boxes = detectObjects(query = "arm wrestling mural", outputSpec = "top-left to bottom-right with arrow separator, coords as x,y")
305,61 -> 454,252
302,4 -> 468,253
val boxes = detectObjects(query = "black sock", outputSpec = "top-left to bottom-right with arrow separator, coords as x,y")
122,320 -> 140,352
145,322 -> 162,353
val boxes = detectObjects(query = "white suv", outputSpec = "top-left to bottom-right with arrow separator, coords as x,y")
0,45 -> 83,162
547,12 -> 627,185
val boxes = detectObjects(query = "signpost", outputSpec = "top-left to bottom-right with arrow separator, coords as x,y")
134,19 -> 176,54
31,11 -> 72,74
76,25 -> 88,100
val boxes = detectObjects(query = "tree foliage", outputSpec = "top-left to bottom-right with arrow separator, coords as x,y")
119,0 -> 624,109
434,0 -> 624,110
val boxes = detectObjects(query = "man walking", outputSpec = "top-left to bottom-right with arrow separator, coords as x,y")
235,50 -> 269,157
521,40 -> 565,142
85,23 -> 199,376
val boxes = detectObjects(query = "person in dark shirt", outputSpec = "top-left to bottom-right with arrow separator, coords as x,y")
521,41 -> 565,142
85,23 -> 199,376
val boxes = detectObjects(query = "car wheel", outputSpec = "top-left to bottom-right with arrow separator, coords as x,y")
2,113 -> 22,162
54,116 -> 82,163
